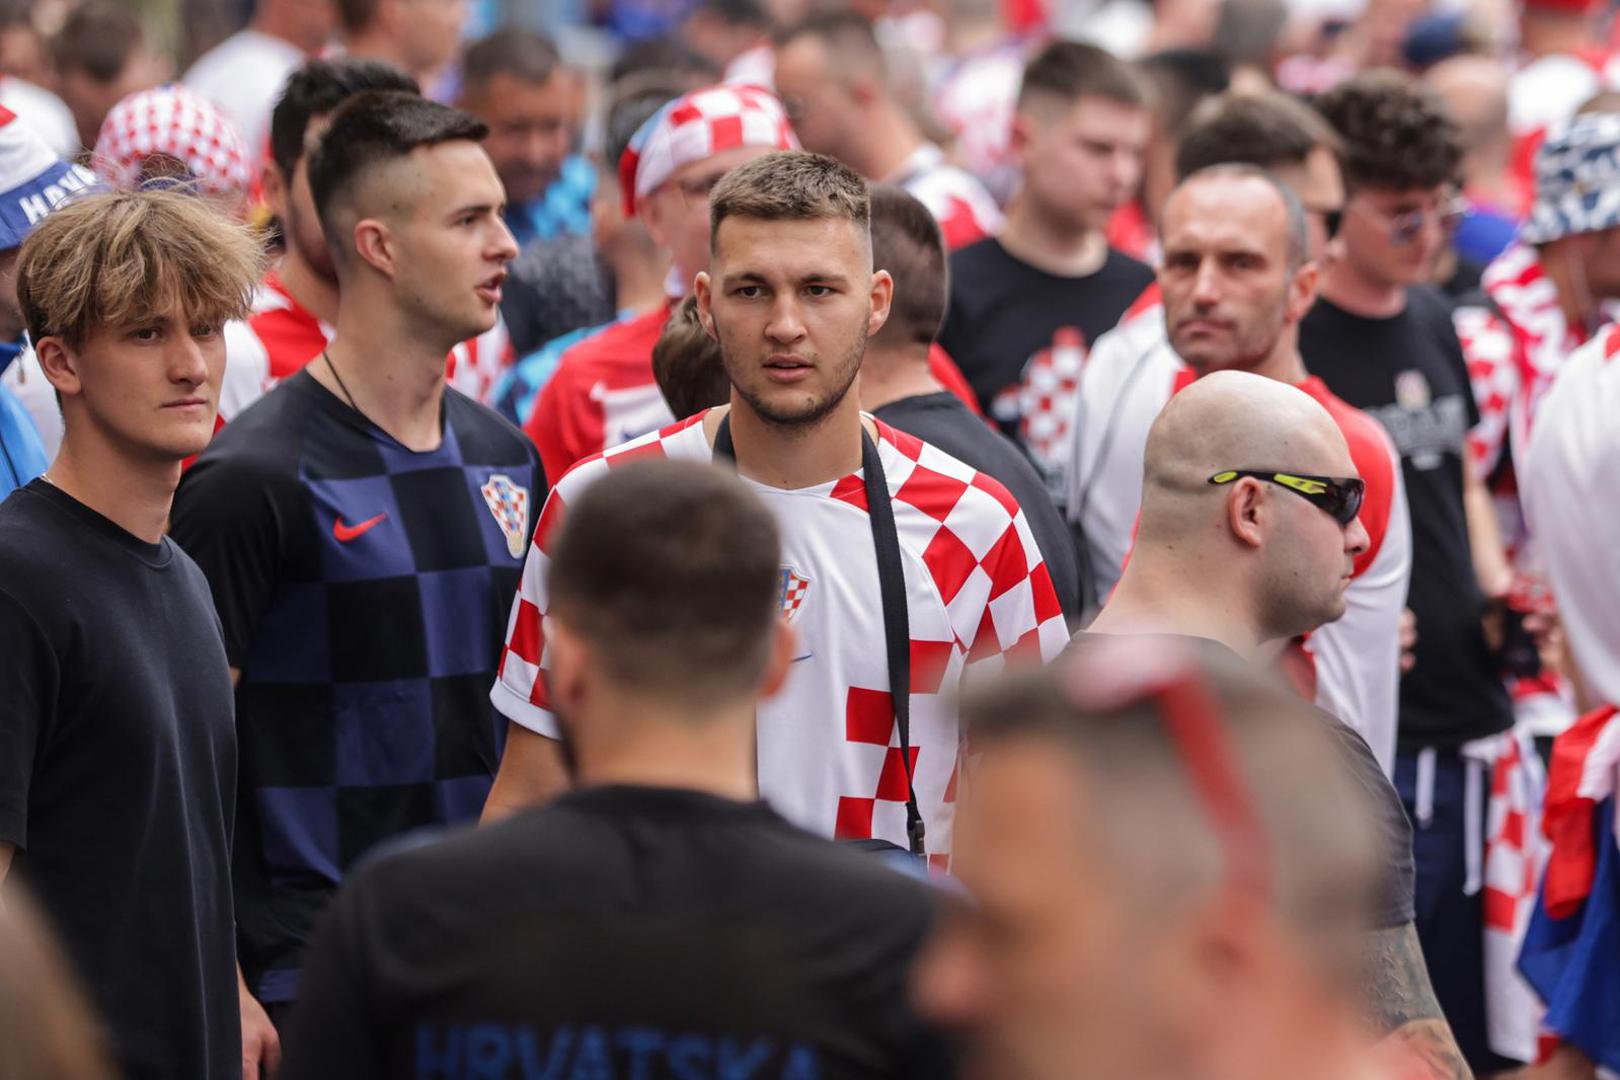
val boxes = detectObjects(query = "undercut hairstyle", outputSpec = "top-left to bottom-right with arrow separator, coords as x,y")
461,28 -> 562,97
1137,49 -> 1231,138
869,185 -> 946,347
652,295 -> 730,418
547,460 -> 782,703
1312,70 -> 1463,192
269,59 -> 419,183
307,92 -> 488,260
1177,162 -> 1309,270
963,641 -> 1382,964
709,150 -> 870,249
773,11 -> 886,83
17,190 -> 263,349
52,0 -> 147,83
607,39 -> 720,92
335,0 -> 380,35
1017,40 -> 1151,115
1175,90 -> 1341,180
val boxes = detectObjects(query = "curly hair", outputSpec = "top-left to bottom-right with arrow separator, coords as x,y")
1313,69 -> 1462,192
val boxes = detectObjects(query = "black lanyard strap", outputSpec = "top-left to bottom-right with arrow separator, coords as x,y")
713,413 -> 927,857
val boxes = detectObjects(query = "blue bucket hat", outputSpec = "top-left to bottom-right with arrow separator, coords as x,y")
0,105 -> 99,251
1522,112 -> 1620,245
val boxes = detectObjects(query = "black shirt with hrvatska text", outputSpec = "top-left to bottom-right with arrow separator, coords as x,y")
876,390 -> 1081,621
1300,287 -> 1513,750
0,479 -> 239,1080
278,785 -> 951,1080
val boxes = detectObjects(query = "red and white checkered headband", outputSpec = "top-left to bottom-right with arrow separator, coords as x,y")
618,84 -> 798,218
92,84 -> 251,199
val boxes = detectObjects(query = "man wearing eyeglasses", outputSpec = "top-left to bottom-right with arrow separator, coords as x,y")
1301,70 -> 1533,1077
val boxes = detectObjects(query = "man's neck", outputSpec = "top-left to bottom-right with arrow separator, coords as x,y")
278,248 -> 340,327
1539,240 -> 1599,334
45,429 -> 181,545
1319,258 -> 1407,320
705,396 -> 869,489
858,344 -> 943,411
316,289 -> 457,451
1000,195 -> 1108,277
612,248 -> 675,315
572,698 -> 760,803
857,105 -> 926,185
1086,561 -> 1265,661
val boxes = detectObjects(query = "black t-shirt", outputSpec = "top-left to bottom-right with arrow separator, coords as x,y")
1065,632 -> 1416,929
939,239 -> 1153,439
501,232 -> 616,357
0,480 -> 239,1079
171,371 -> 544,1005
1300,288 -> 1513,749
876,391 -> 1081,621
278,785 -> 950,1079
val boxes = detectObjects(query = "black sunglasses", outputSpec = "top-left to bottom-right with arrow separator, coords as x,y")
1208,470 -> 1365,528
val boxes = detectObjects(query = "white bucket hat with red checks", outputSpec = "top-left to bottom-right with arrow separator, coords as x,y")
618,84 -> 798,217
92,83 -> 251,199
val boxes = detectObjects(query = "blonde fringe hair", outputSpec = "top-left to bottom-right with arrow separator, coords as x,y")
16,189 -> 265,349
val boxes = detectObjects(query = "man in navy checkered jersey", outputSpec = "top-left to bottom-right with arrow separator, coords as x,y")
171,90 -> 538,1056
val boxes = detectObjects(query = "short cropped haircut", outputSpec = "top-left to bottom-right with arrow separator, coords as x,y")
1175,163 -> 1309,270
607,38 -> 720,92
307,92 -> 488,258
963,640 -> 1382,957
869,185 -> 946,347
605,86 -> 681,174
709,150 -> 869,250
548,460 -> 782,702
335,0 -> 379,35
269,59 -> 419,183
53,0 -> 147,83
652,295 -> 730,419
1175,90 -> 1341,180
773,11 -> 885,81
1137,49 -> 1231,137
1017,40 -> 1151,114
1313,70 -> 1463,192
461,28 -> 561,96
17,190 -> 263,349
693,0 -> 769,30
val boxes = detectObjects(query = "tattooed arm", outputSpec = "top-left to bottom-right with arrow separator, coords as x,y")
1364,922 -> 1472,1080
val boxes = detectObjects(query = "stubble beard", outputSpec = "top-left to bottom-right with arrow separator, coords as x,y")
729,325 -> 867,432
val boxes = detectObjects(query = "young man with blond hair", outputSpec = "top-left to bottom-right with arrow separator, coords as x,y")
0,188 -> 262,1080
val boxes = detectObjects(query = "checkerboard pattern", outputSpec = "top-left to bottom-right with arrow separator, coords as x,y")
494,411 -> 1068,855
92,83 -> 250,196
619,84 -> 797,217
175,375 -> 539,998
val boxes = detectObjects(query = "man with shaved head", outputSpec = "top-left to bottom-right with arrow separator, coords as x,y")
1082,370 -> 1467,1078
1068,162 -> 1411,781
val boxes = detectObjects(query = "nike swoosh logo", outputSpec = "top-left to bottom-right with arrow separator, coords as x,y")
333,513 -> 387,542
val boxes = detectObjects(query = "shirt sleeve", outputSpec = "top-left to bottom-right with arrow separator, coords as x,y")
489,485 -> 571,738
955,478 -> 1071,674
1328,714 -> 1417,928
169,455 -> 288,669
1453,302 -> 1520,479
524,362 -> 589,488
0,585 -> 54,849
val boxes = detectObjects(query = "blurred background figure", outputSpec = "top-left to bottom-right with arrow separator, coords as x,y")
91,83 -> 253,216
51,0 -> 170,153
918,638 -> 1391,1080
337,0 -> 469,100
682,0 -> 775,85
0,886 -> 117,1080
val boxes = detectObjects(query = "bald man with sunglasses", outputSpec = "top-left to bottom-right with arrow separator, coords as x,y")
1080,370 -> 1469,1079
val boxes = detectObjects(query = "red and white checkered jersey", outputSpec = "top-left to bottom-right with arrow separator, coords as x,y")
219,271 -> 515,423
933,45 -> 1024,204
890,143 -> 1002,251
1065,291 -> 1411,772
1523,325 -> 1620,708
492,410 -> 1070,859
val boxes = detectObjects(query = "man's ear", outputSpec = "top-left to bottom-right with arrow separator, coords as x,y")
867,268 -> 894,338
34,336 -> 83,399
352,218 -> 395,278
1286,260 -> 1320,325
261,163 -> 288,222
695,272 -> 718,340
1226,478 -> 1267,550
759,619 -> 796,700
547,617 -> 590,718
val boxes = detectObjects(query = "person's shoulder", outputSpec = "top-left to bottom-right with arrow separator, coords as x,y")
1102,246 -> 1155,284
443,388 -> 539,463
947,235 -> 1006,274
0,486 -> 54,564
551,411 -> 711,496
879,420 -> 1025,533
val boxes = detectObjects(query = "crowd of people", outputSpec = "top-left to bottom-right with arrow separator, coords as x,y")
0,0 -> 1619,1076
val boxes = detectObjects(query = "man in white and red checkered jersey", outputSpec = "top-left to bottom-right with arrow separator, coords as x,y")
1065,102 -> 1411,775
216,60 -> 515,425
486,151 -> 1069,859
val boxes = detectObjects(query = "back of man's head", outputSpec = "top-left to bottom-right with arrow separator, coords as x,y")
774,10 -> 886,86
307,91 -> 488,266
868,184 -> 945,350
1137,49 -> 1231,139
1175,90 -> 1341,180
1312,70 -> 1462,193
547,460 -> 782,706
269,58 -> 419,184
336,0 -> 380,36
1017,40 -> 1151,121
53,0 -> 147,84
461,27 -> 562,97
652,294 -> 730,418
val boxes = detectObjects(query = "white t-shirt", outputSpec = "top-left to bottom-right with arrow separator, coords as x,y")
1522,325 -> 1620,708
184,30 -> 306,160
491,411 -> 1071,860
1066,291 -> 1412,773
0,78 -> 78,158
